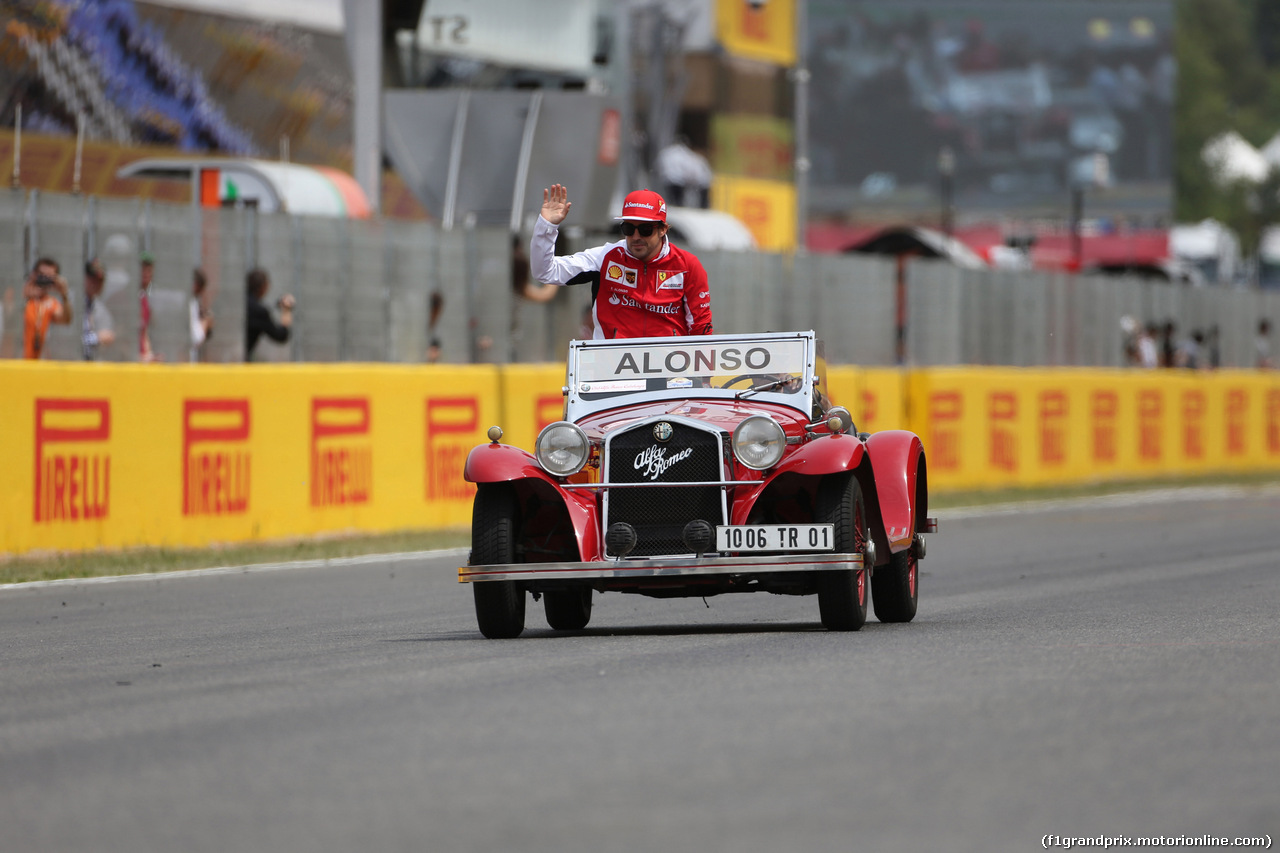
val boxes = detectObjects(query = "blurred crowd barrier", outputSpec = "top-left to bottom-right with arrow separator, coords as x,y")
4,361 -> 1279,556
5,189 -> 1280,367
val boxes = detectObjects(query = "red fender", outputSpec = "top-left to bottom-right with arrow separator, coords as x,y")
864,430 -> 926,554
731,433 -> 866,524
464,443 -> 601,562
464,442 -> 551,485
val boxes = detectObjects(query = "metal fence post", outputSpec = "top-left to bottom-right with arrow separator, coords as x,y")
464,213 -> 478,363
24,188 -> 38,271
291,215 -> 302,362
383,224 -> 394,362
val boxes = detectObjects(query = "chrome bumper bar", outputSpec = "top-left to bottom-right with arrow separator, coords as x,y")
460,552 -> 862,583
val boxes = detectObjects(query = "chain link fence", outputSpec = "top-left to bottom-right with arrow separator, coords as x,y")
3,189 -> 1278,367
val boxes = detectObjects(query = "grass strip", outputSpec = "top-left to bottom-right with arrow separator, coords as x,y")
1,528 -> 470,586
4,472 -> 1279,586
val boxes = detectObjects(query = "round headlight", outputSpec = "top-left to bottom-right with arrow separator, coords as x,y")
732,415 -> 786,470
535,422 -> 590,477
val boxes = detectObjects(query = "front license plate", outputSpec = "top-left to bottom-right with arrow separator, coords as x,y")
715,524 -> 835,553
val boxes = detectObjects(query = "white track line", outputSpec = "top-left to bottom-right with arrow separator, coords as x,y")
940,483 -> 1280,520
4,484 -> 1280,592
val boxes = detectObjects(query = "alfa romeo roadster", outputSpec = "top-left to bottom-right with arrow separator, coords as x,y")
460,331 -> 935,638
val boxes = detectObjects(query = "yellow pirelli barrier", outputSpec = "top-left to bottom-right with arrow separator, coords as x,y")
4,362 -> 1280,556
826,368 -> 910,433
497,364 -> 569,453
907,368 -> 1280,492
1,362 -> 500,555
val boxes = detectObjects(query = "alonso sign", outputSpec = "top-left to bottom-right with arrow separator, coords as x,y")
580,339 -> 807,383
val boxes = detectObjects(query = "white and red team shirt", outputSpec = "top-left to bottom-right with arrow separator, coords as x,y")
530,215 -> 713,339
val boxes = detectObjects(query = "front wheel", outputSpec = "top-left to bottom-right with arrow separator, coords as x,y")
470,485 -> 526,639
544,587 -> 593,631
815,474 -> 869,631
872,546 -> 918,623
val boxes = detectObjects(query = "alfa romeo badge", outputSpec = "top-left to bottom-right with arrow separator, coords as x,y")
653,422 -> 673,442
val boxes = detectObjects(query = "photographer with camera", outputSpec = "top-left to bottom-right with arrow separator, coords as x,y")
244,267 -> 294,361
23,257 -> 73,360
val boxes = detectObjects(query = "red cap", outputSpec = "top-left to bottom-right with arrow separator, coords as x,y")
616,189 -> 667,222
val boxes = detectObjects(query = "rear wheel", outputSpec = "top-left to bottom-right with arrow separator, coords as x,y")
470,485 -> 526,639
815,474 -> 869,631
544,587 -> 593,631
872,545 -> 918,623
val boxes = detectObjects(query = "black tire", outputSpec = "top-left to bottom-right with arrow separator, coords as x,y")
544,587 -> 593,631
815,474 -> 869,631
872,545 -> 919,623
470,485 -> 525,639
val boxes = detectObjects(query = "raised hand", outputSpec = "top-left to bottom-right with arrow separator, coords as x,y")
541,184 -> 572,225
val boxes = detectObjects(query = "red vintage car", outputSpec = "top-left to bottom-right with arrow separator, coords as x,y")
460,331 -> 934,638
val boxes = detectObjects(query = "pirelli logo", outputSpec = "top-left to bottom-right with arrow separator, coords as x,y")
989,392 -> 1018,472
1137,390 -> 1162,461
34,399 -> 111,523
183,399 -> 250,516
426,397 -> 478,502
1039,391 -> 1067,466
1092,391 -> 1118,464
311,398 -> 372,507
928,392 -> 962,471
1182,391 -> 1206,460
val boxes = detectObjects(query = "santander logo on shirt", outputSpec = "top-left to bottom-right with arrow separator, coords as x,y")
608,291 -> 682,314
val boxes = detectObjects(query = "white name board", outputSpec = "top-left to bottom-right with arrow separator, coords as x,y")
578,340 -> 807,383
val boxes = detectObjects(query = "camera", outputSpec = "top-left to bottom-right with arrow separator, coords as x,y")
35,273 -> 55,288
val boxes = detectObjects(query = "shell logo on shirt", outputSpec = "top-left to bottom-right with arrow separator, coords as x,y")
607,263 -> 638,288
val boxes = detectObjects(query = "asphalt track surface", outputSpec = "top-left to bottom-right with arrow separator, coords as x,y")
2,487 -> 1278,853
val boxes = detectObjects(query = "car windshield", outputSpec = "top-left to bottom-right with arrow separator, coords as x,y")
566,333 -> 816,418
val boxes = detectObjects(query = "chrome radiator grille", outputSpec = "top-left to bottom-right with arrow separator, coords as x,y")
603,421 -> 725,558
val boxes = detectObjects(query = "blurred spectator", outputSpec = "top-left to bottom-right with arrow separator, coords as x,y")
1175,329 -> 1204,370
23,257 -> 72,359
244,267 -> 293,361
1258,318 -> 1274,369
426,337 -> 442,363
81,258 -> 115,360
0,286 -> 15,358
189,267 -> 213,362
139,251 -> 156,362
428,290 -> 444,340
1160,320 -> 1177,367
956,19 -> 1000,72
1205,324 -> 1220,369
1137,322 -> 1159,369
1120,315 -> 1139,365
655,137 -> 713,209
512,235 -> 555,302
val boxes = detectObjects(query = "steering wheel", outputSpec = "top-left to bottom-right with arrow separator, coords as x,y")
721,374 -> 771,389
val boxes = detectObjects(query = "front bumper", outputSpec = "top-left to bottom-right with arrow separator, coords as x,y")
459,552 -> 863,583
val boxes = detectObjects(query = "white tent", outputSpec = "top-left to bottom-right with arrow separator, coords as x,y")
1259,131 -> 1280,169
1202,131 -> 1271,185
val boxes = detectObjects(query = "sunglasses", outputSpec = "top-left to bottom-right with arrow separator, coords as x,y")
620,222 -> 660,237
